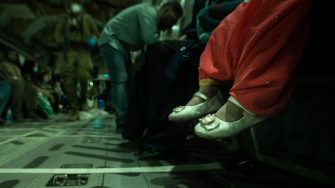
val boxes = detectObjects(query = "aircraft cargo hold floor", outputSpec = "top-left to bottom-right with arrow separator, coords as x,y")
0,110 -> 330,188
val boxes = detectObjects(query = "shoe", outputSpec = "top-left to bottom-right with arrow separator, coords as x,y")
68,111 -> 80,121
138,150 -> 163,160
27,112 -> 41,121
81,103 -> 89,111
194,97 -> 266,139
168,91 -> 223,122
138,149 -> 177,160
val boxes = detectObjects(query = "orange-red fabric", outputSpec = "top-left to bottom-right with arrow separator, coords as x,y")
199,0 -> 313,116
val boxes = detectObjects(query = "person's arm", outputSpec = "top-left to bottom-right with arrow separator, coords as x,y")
90,18 -> 100,38
82,14 -> 99,47
85,14 -> 99,38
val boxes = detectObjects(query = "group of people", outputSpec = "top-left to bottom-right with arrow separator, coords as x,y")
0,50 -> 60,124
98,0 -> 313,158
1,0 -> 314,158
51,0 -> 182,122
168,0 -> 313,139
107,0 -> 313,141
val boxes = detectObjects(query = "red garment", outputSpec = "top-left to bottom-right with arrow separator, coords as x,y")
199,0 -> 313,116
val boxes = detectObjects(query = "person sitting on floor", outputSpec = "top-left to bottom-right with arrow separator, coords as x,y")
123,0 -> 244,159
0,80 -> 11,125
98,0 -> 183,130
168,0 -> 313,139
0,60 -> 39,122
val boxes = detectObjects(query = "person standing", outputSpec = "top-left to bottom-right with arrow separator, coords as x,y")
169,0 -> 313,139
99,1 -> 183,129
54,0 -> 99,121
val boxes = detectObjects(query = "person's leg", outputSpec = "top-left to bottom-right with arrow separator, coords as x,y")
9,79 -> 25,122
194,0 -> 313,139
122,57 -> 148,140
168,82 -> 224,122
100,44 -> 129,128
185,85 -> 218,106
168,39 -> 228,123
61,51 -> 80,121
0,81 -> 11,116
215,99 -> 244,122
76,50 -> 93,111
141,41 -> 199,158
195,96 -> 265,139
23,82 -> 39,119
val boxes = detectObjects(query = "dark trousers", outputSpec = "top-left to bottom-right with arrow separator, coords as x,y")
58,49 -> 92,111
100,44 -> 130,126
0,80 -> 11,117
123,40 -> 204,152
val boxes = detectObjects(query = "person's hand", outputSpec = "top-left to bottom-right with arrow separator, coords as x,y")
86,37 -> 97,47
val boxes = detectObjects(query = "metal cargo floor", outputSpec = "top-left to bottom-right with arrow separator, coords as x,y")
0,110 -> 329,188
